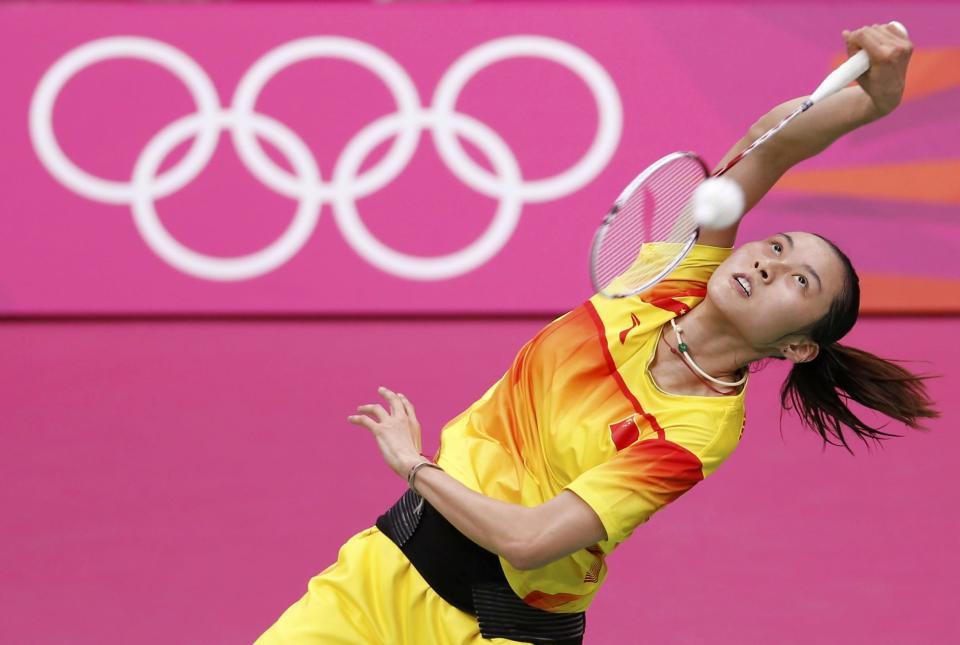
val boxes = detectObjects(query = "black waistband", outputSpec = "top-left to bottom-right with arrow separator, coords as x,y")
376,489 -> 585,644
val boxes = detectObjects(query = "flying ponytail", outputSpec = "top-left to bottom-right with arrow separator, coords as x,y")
779,236 -> 938,452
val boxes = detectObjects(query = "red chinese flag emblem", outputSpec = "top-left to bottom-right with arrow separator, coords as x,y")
609,415 -> 640,451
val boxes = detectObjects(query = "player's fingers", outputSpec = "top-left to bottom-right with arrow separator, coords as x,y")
356,403 -> 388,422
858,27 -> 886,56
397,394 -> 422,451
347,414 -> 377,432
883,22 -> 905,39
858,24 -> 908,63
881,22 -> 913,55
378,386 -> 405,416
842,29 -> 860,57
397,393 -> 420,428
843,26 -> 876,58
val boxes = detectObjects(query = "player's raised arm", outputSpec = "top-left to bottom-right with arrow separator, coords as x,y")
697,24 -> 913,248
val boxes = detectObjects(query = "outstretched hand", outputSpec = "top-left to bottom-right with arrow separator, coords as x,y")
348,387 -> 424,478
843,23 -> 913,117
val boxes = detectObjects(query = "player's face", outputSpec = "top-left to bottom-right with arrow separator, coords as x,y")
708,232 -> 847,347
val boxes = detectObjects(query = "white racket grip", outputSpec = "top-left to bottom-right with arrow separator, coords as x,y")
808,21 -> 908,106
809,49 -> 869,105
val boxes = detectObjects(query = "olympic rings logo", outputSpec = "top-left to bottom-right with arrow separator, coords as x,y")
29,36 -> 622,281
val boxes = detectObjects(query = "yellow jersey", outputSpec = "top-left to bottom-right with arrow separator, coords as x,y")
435,244 -> 746,613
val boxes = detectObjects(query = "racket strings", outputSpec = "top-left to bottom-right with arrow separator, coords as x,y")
594,155 -> 705,294
600,169 -> 693,268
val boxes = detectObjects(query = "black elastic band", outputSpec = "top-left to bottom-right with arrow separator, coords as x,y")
377,489 -> 505,614
376,490 -> 585,644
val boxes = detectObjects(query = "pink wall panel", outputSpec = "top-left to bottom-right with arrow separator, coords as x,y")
1,316 -> 956,643
2,1 -> 959,314
3,3 -> 957,644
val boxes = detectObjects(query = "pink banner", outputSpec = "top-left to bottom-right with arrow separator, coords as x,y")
2,2 -> 958,314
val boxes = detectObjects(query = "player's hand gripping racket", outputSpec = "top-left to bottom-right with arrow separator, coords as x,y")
590,21 -> 908,299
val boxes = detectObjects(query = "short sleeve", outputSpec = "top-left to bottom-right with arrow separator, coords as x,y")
564,439 -> 705,545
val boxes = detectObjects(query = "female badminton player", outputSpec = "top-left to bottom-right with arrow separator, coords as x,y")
257,24 -> 936,644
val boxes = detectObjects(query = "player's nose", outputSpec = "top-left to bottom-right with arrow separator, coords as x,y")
753,260 -> 769,282
753,259 -> 785,283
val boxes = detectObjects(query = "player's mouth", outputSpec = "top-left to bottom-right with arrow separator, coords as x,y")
732,273 -> 752,298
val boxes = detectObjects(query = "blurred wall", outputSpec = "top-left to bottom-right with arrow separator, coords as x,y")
3,1 -> 959,314
2,317 -> 957,643
2,2 -> 958,644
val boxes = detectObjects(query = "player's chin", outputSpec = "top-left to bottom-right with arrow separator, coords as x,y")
708,276 -> 758,335
708,270 -> 747,308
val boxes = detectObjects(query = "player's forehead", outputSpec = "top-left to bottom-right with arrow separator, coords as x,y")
781,230 -> 825,246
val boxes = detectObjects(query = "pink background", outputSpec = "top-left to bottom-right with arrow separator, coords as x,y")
3,2 -> 958,644
2,317 -> 957,643
2,1 -> 959,314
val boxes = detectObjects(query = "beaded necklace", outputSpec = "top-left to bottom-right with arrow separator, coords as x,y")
669,318 -> 747,390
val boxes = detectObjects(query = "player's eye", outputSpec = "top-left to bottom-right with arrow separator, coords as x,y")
795,275 -> 808,288
771,242 -> 783,255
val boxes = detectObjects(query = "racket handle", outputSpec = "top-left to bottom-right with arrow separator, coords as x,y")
808,21 -> 908,106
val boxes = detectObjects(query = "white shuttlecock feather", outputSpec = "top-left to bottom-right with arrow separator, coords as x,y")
691,177 -> 745,229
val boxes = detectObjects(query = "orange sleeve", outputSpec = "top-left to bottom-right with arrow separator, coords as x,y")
564,438 -> 705,545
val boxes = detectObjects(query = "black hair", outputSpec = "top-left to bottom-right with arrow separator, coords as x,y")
779,236 -> 939,452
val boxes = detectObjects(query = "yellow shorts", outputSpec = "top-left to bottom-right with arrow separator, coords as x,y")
255,526 -> 521,644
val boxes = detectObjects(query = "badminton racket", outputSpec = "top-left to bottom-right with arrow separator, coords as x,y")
590,21 -> 907,298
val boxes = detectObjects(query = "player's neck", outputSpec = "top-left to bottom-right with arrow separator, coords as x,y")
664,301 -> 766,384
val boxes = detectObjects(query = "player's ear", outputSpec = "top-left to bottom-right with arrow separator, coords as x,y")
781,340 -> 820,364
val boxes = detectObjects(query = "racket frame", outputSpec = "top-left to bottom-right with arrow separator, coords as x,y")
591,21 -> 907,299
589,151 -> 709,298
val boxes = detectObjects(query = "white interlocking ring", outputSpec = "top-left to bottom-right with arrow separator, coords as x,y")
431,35 -> 622,203
30,37 -> 221,204
230,36 -> 423,202
131,112 -> 321,281
333,111 -> 522,280
30,35 -> 622,281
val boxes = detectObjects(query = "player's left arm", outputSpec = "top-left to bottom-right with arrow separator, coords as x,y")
698,24 -> 912,248
348,387 -> 607,570
413,472 -> 608,571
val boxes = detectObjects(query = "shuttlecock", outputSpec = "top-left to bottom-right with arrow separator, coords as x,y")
691,177 -> 745,229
